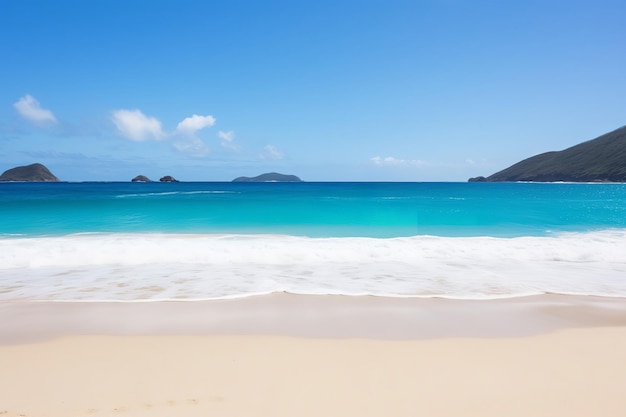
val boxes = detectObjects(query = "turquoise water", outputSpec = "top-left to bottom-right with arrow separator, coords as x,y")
2,182 -> 626,238
2,182 -> 625,301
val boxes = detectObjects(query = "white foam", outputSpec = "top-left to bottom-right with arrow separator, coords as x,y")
116,190 -> 237,198
1,230 -> 625,301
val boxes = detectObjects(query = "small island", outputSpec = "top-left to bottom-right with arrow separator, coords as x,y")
469,125 -> 626,182
232,172 -> 303,182
131,175 -> 152,182
0,163 -> 60,182
159,175 -> 179,182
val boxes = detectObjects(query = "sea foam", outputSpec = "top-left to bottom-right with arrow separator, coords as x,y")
1,230 -> 625,301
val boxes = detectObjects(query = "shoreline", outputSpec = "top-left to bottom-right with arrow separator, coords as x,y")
2,293 -> 626,343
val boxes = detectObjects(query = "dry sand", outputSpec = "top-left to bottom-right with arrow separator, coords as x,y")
1,294 -> 626,417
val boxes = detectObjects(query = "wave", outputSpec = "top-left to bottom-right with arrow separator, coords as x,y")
116,190 -> 238,198
1,230 -> 625,301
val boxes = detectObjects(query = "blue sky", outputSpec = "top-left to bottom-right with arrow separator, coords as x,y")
1,0 -> 625,181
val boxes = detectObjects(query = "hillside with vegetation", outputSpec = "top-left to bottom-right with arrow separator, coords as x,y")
0,163 -> 60,182
232,172 -> 302,182
469,126 -> 626,182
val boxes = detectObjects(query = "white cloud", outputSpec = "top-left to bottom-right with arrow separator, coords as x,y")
218,130 -> 240,151
172,114 -> 216,157
371,156 -> 426,166
13,94 -> 58,124
260,145 -> 284,160
372,156 -> 405,166
176,114 -> 216,136
173,137 -> 211,157
111,109 -> 165,141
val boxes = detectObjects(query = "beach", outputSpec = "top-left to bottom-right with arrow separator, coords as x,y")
2,183 -> 626,416
2,294 -> 626,417
4,0 -> 626,412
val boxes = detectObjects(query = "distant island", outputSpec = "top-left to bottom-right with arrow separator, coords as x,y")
131,175 -> 152,182
159,175 -> 179,182
0,163 -> 60,182
469,125 -> 626,182
232,172 -> 303,182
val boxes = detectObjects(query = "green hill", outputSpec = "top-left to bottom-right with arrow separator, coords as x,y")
469,126 -> 626,182
232,172 -> 302,182
0,163 -> 60,182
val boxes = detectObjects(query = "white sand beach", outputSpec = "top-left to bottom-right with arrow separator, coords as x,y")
1,294 -> 626,417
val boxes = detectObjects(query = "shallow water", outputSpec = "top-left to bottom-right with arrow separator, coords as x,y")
2,181 -> 626,237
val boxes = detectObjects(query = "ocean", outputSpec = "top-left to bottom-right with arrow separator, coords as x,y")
1,181 -> 625,301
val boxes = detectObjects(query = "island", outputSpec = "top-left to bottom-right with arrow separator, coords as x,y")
0,163 -> 60,182
159,175 -> 179,182
469,125 -> 626,182
232,172 -> 303,182
131,175 -> 152,182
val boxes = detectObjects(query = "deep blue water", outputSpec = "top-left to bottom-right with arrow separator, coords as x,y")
1,181 -> 626,238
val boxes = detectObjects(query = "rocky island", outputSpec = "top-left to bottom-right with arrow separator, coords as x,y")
131,175 -> 152,182
232,172 -> 303,182
469,125 -> 626,182
159,175 -> 179,182
0,163 -> 60,182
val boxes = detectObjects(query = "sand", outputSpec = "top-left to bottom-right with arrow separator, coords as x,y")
1,294 -> 626,416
